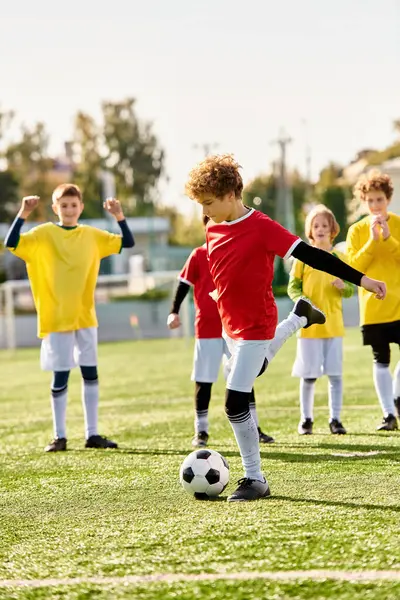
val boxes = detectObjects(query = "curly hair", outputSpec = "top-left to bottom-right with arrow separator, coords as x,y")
52,183 -> 82,204
185,154 -> 243,200
304,204 -> 340,243
353,170 -> 393,202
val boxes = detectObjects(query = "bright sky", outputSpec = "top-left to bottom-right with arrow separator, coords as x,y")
1,0 -> 399,214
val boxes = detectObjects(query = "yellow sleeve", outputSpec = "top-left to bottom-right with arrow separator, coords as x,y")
346,225 -> 376,272
9,228 -> 39,262
383,235 -> 400,261
93,228 -> 123,259
289,258 -> 304,279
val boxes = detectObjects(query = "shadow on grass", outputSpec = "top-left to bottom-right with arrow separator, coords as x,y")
272,494 -> 400,513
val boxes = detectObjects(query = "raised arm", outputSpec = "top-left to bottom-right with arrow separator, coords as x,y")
291,241 -> 386,299
103,198 -> 135,248
5,196 -> 40,248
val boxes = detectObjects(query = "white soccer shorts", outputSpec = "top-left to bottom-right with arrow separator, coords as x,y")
191,338 -> 230,383
292,337 -> 343,379
40,327 -> 98,372
223,332 -> 271,393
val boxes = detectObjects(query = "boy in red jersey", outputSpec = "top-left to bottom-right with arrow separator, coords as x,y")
168,241 -> 275,447
185,154 -> 386,502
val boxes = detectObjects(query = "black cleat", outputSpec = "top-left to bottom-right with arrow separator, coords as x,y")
293,297 -> 326,329
227,478 -> 271,502
298,418 -> 313,435
258,427 -> 275,443
45,437 -> 67,452
394,398 -> 400,419
85,435 -> 118,449
329,419 -> 347,435
376,414 -> 398,432
191,431 -> 209,447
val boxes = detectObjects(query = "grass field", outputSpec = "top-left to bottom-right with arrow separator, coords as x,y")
0,329 -> 399,600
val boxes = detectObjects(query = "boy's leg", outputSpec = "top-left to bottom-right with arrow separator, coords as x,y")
392,353 -> 400,418
191,338 -> 223,446
193,382 -> 212,447
372,344 -> 398,431
225,340 -> 271,502
298,378 -> 315,434
41,332 -> 76,452
249,388 -> 275,443
45,371 -> 70,452
324,338 -> 346,434
76,328 -> 118,448
265,297 -> 326,365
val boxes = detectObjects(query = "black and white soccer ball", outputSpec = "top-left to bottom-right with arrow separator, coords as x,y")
179,449 -> 230,499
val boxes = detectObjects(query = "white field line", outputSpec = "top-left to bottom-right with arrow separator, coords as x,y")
1,570 -> 400,588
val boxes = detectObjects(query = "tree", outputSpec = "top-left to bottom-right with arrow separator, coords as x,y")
5,122 -> 54,221
71,112 -> 103,218
0,170 -> 19,222
102,98 -> 165,216
156,206 -> 205,247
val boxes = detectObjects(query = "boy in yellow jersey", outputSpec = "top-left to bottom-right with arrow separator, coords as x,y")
5,184 -> 135,451
346,170 -> 400,431
288,205 -> 354,435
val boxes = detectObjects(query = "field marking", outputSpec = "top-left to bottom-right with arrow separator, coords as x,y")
1,570 -> 400,589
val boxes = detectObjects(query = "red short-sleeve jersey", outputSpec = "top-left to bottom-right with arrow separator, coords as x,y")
179,245 -> 222,339
206,209 -> 300,340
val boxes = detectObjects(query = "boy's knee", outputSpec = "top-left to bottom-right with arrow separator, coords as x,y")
51,370 -> 70,391
80,366 -> 98,381
225,389 -> 251,418
372,345 -> 390,366
304,378 -> 317,384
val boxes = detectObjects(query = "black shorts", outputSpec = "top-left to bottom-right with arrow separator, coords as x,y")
361,320 -> 400,347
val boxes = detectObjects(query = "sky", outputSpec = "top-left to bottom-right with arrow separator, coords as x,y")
1,0 -> 399,214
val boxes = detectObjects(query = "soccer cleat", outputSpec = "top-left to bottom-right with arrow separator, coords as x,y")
298,418 -> 313,435
258,427 -> 275,443
394,398 -> 400,419
376,414 -> 398,432
293,297 -> 326,329
191,431 -> 209,448
44,437 -> 67,452
329,419 -> 347,435
85,435 -> 118,449
227,478 -> 271,502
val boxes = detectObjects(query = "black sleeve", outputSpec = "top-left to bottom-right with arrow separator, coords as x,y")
170,281 -> 191,314
117,219 -> 135,248
5,217 -> 25,248
291,241 -> 364,286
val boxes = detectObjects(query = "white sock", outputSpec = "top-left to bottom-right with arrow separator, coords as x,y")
195,410 -> 209,434
249,402 -> 259,428
393,361 -> 400,399
373,363 -> 396,417
328,375 -> 343,421
300,378 -> 315,421
228,411 -> 264,481
82,379 -> 99,439
50,388 -> 68,439
266,312 -> 306,363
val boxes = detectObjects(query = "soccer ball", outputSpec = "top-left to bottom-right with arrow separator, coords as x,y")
179,449 -> 229,499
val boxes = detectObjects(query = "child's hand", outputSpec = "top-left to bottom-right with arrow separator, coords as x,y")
380,218 -> 390,240
103,197 -> 124,221
19,195 -> 40,218
370,216 -> 381,241
360,276 -> 386,300
167,313 -> 181,329
331,278 -> 345,291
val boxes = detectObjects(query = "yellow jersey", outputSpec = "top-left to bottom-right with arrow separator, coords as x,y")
288,250 -> 354,339
10,223 -> 122,338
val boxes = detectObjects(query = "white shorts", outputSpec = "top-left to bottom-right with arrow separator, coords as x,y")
191,338 -> 229,383
292,337 -> 343,379
40,328 -> 98,372
223,332 -> 271,393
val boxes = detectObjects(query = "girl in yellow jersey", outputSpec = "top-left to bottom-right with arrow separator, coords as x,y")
288,205 -> 354,435
346,170 -> 400,431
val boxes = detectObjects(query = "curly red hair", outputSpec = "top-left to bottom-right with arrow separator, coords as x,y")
185,154 -> 243,200
354,170 -> 393,202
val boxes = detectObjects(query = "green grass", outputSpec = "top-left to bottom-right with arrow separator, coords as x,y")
0,329 -> 399,600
